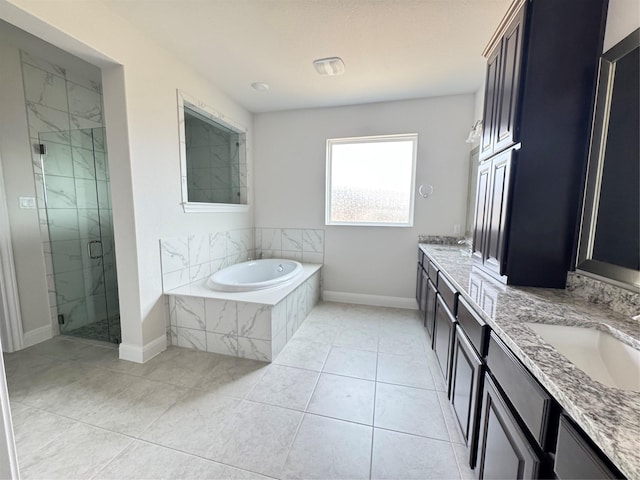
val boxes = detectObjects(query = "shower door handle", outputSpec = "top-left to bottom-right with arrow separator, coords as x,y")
87,240 -> 103,259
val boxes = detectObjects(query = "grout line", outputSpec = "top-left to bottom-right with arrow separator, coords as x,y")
369,344 -> 380,479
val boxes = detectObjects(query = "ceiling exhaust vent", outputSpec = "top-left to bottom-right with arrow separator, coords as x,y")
313,57 -> 345,76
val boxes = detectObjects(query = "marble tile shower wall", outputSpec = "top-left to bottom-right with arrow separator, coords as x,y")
184,115 -> 247,204
167,271 -> 321,361
20,50 -> 109,333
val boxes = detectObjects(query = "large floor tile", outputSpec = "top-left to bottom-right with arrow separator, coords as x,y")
15,337 -> 94,361
196,355 -> 270,397
307,373 -> 375,425
273,338 -> 331,371
95,440 -> 268,479
378,331 -> 427,356
19,423 -> 132,480
246,364 -> 319,410
371,429 -> 461,480
139,389 -> 241,456
323,346 -> 377,380
374,382 -> 449,440
43,369 -> 188,436
142,347 -> 221,388
10,403 -> 76,458
282,414 -> 372,480
377,352 -> 435,389
333,328 -> 379,352
205,400 -> 303,477
292,322 -> 340,344
8,359 -> 94,407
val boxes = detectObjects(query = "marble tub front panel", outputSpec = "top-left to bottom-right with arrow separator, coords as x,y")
167,271 -> 321,361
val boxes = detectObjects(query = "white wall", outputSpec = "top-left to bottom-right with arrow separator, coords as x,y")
0,0 -> 253,355
0,27 -> 50,337
254,95 -> 474,302
603,0 -> 640,51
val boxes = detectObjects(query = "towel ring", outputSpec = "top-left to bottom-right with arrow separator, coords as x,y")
418,184 -> 433,198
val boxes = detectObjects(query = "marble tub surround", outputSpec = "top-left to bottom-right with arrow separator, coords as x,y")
160,228 -> 255,291
566,271 -> 640,318
256,227 -> 325,265
419,244 -> 640,478
166,265 -> 321,361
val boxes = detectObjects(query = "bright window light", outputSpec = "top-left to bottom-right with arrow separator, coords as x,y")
326,134 -> 418,226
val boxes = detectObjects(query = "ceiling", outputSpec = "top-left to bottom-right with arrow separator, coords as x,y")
102,0 -> 510,113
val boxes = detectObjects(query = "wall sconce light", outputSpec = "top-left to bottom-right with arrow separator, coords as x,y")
465,120 -> 483,143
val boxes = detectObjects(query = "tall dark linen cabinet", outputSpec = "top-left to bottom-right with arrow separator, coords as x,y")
472,0 -> 608,287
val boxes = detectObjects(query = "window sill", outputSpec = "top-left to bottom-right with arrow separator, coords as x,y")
182,202 -> 249,214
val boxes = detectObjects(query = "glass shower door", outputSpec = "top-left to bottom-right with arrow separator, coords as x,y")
40,127 -> 120,343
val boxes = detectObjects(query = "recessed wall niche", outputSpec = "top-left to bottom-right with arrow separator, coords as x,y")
177,90 -> 249,213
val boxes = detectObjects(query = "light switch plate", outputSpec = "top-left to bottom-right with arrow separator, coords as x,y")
19,196 -> 36,209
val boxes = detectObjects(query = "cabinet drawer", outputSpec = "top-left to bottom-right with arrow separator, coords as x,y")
418,249 -> 425,266
457,297 -> 489,357
486,332 -> 555,449
427,260 -> 439,285
554,415 -> 619,479
437,272 -> 458,315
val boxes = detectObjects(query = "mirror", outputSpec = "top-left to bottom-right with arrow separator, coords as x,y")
577,28 -> 640,289
177,90 -> 248,213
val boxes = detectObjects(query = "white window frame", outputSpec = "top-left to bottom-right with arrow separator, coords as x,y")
325,133 -> 418,227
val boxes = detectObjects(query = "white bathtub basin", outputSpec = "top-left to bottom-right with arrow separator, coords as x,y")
207,259 -> 303,292
526,322 -> 640,392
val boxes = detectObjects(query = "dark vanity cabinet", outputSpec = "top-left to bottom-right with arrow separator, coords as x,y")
479,3 -> 524,161
554,415 -> 621,479
472,149 -> 514,277
476,373 -> 542,479
417,251 -> 438,339
432,273 -> 459,392
450,297 -> 490,468
473,0 -> 608,287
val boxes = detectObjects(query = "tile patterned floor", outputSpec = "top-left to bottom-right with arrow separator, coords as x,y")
3,301 -> 474,479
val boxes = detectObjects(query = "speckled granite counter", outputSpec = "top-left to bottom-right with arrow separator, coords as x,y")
419,244 -> 640,479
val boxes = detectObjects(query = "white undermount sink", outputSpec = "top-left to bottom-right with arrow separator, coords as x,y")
526,322 -> 640,392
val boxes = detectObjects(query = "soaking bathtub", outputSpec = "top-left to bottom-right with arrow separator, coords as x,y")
207,259 -> 303,292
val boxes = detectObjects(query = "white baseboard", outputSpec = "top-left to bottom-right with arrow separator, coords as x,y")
119,334 -> 167,364
22,325 -> 53,348
322,291 -> 418,310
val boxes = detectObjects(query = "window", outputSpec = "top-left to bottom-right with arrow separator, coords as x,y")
326,134 -> 418,226
177,90 -> 249,213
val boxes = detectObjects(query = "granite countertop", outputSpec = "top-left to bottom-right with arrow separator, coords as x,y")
419,244 -> 640,479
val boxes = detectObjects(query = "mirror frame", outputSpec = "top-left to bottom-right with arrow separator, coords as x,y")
576,28 -> 640,289
177,89 -> 249,213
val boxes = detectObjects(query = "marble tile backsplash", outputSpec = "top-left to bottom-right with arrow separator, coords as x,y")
566,272 -> 640,318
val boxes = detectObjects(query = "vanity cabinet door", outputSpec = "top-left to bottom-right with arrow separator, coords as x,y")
416,264 -> 424,307
472,160 -> 492,264
476,373 -> 541,480
433,295 -> 456,393
418,267 -> 429,315
450,325 -> 484,468
554,415 -> 619,479
493,5 -> 525,154
480,44 -> 501,161
424,278 -> 437,340
483,149 -> 514,277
